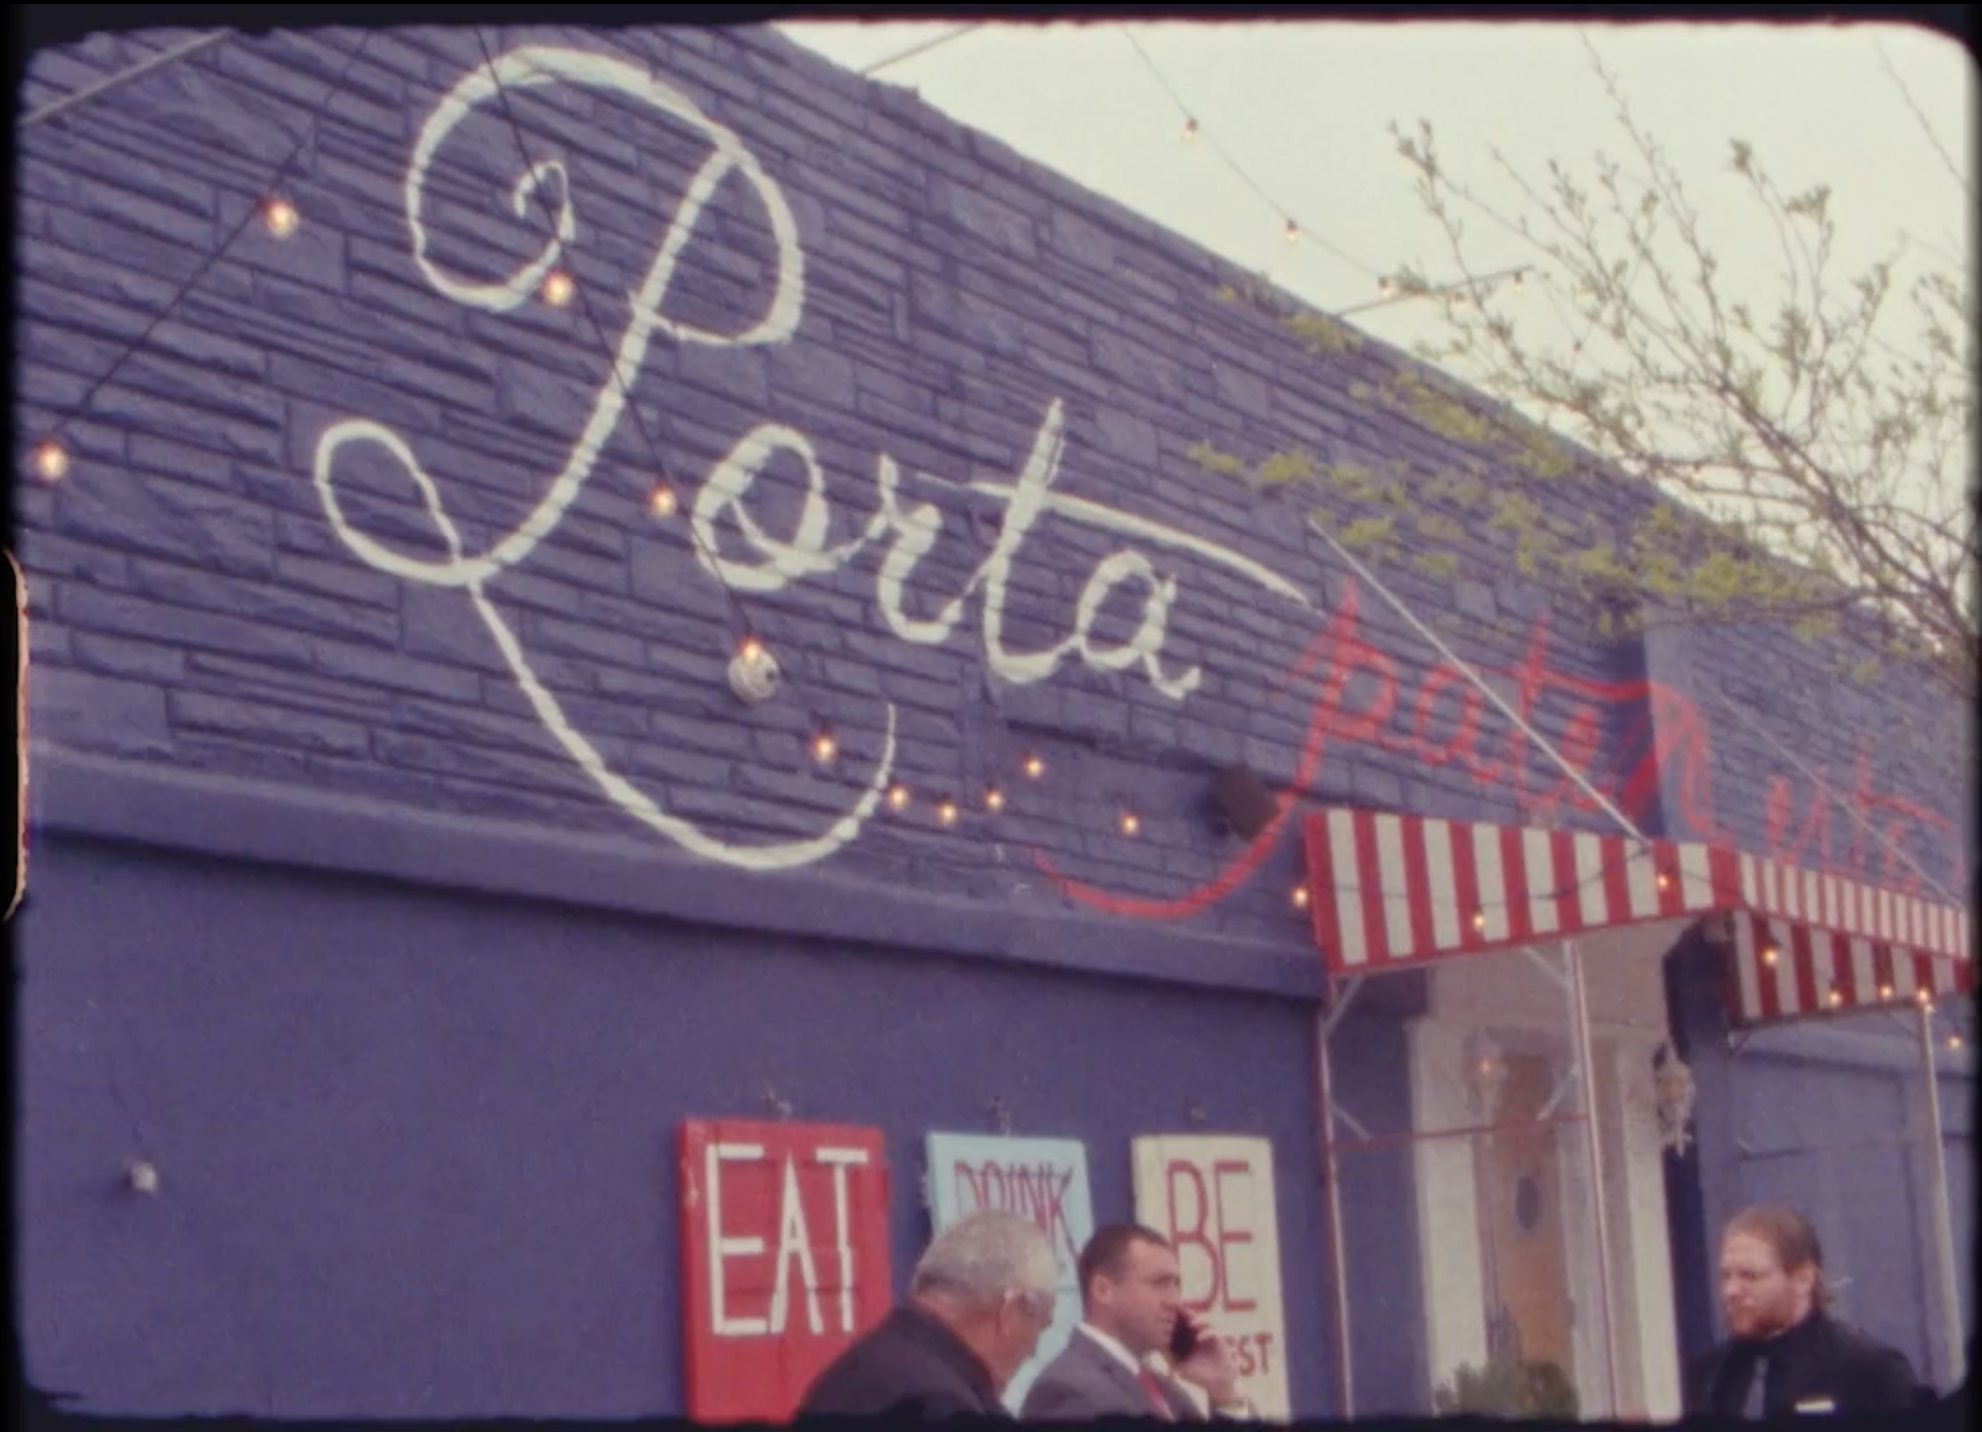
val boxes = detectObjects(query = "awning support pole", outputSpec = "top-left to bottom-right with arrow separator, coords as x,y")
1314,998 -> 1356,1418
1567,938 -> 1623,1417
1915,1000 -> 1964,1390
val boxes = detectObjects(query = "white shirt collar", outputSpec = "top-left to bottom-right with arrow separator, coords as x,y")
1076,1321 -> 1148,1379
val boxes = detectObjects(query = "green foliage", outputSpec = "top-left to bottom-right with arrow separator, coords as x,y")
1433,1358 -> 1580,1420
1188,38 -> 1974,710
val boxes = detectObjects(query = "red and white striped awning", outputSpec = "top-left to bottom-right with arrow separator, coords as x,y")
1300,806 -> 1974,1027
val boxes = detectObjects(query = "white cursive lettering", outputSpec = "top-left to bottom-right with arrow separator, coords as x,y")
315,42 -> 1314,870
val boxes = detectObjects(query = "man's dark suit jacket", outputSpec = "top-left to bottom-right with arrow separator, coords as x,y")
1020,1326 -> 1204,1421
797,1303 -> 1006,1418
1683,1307 -> 1920,1417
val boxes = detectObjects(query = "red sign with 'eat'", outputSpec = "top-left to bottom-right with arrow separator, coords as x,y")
678,1118 -> 891,1421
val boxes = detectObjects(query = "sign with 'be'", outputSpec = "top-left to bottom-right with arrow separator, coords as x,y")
1133,1134 -> 1290,1420
925,1132 -> 1095,1414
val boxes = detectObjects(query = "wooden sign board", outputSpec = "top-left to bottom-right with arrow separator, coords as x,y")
1132,1134 -> 1290,1419
678,1118 -> 890,1421
925,1132 -> 1095,1413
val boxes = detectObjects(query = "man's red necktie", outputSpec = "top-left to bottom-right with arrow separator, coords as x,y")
1138,1369 -> 1175,1420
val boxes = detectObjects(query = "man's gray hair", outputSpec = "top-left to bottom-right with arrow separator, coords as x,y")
911,1210 -> 1057,1312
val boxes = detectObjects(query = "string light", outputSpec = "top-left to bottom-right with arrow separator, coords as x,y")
261,196 -> 299,238
1119,811 -> 1141,837
1512,268 -> 1526,291
1655,871 -> 1673,892
1377,276 -> 1392,297
1761,944 -> 1780,966
983,785 -> 1005,813
542,270 -> 574,307
1827,986 -> 1844,1008
737,636 -> 765,664
1949,1031 -> 1964,1051
809,731 -> 836,765
1023,754 -> 1044,780
29,440 -> 67,482
1915,987 -> 1934,1007
1181,116 -> 1198,142
936,798 -> 959,827
1878,983 -> 1894,1001
1292,884 -> 1311,911
1470,909 -> 1487,933
648,481 -> 678,519
1283,218 -> 1299,243
886,783 -> 909,813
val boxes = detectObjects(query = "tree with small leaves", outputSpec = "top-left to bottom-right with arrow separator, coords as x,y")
1194,39 -> 1974,706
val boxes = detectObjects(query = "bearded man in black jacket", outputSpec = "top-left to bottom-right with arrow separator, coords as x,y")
1684,1204 -> 1921,1417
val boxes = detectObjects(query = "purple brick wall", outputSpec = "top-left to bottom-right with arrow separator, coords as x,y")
15,18 -> 1970,1419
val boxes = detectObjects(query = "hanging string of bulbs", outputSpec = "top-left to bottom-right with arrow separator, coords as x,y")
24,32 -> 375,487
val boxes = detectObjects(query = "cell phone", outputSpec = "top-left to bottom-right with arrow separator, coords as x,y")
1169,1317 -> 1200,1361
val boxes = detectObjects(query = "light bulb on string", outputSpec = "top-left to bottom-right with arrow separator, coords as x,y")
1512,268 -> 1526,291
1470,909 -> 1486,933
737,635 -> 765,665
1827,986 -> 1844,1008
542,270 -> 575,307
810,730 -> 837,765
983,785 -> 1005,814
1915,987 -> 1933,1007
30,439 -> 67,482
1377,276 -> 1392,297
1949,1031 -> 1964,1051
886,783 -> 910,813
1181,116 -> 1199,143
262,196 -> 299,238
1283,218 -> 1299,244
936,798 -> 959,828
1292,884 -> 1310,911
1761,944 -> 1779,967
1119,811 -> 1141,838
647,481 -> 678,519
1656,871 -> 1673,892
1879,983 -> 1894,1001
1022,754 -> 1044,780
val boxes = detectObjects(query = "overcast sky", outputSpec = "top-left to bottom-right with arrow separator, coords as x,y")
777,20 -> 1970,348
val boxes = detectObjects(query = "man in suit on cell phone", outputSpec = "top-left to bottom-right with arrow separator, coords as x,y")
1020,1223 -> 1255,1421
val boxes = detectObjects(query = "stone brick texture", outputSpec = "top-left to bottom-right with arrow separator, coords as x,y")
16,22 -> 1970,941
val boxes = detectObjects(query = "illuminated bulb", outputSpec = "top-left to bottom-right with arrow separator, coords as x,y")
1119,811 -> 1141,837
262,196 -> 299,237
1656,871 -> 1672,892
1513,269 -> 1526,291
1378,276 -> 1392,296
1292,885 -> 1310,911
810,731 -> 836,765
1827,987 -> 1844,1007
937,799 -> 959,827
1283,218 -> 1299,243
31,439 -> 67,482
1949,1032 -> 1964,1050
1470,909 -> 1486,933
542,269 -> 575,307
738,636 -> 764,664
1181,117 -> 1199,142
1879,983 -> 1894,1000
983,786 -> 1005,813
1915,988 -> 1933,1007
648,482 -> 678,518
886,784 -> 909,813
1761,945 -> 1779,967
1023,754 -> 1044,780
127,1160 -> 159,1194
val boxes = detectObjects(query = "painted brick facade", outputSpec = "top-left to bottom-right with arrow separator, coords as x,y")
16,19 -> 1972,1419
